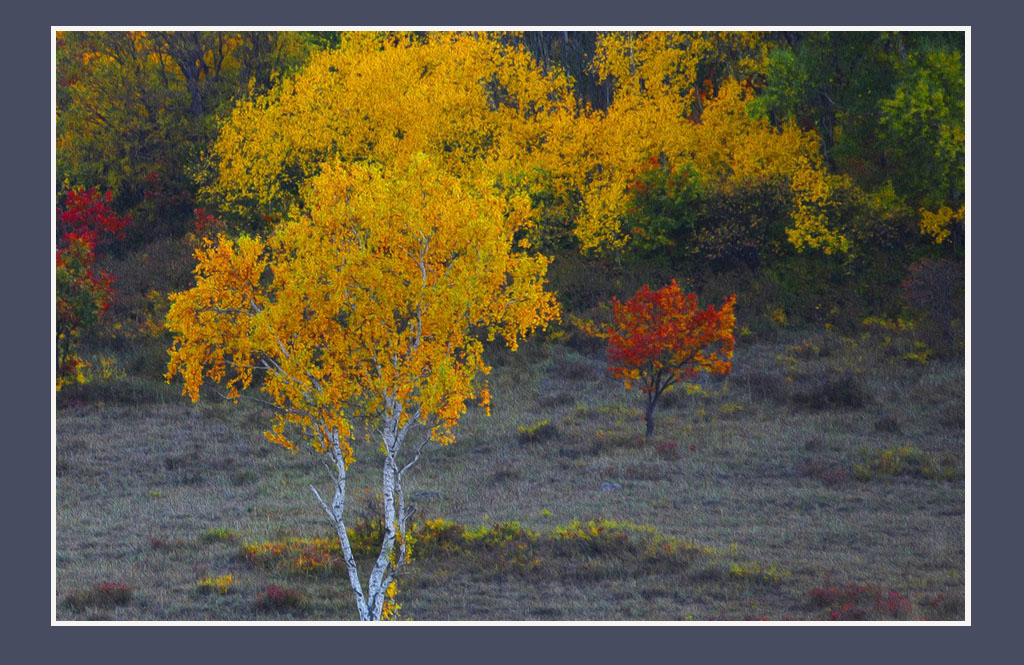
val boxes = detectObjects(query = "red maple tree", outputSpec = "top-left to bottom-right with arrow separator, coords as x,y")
606,280 -> 736,437
55,188 -> 129,387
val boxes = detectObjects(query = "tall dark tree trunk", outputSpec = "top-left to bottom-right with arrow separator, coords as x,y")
645,395 -> 657,438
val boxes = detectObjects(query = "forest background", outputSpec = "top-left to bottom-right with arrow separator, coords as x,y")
56,30 -> 964,390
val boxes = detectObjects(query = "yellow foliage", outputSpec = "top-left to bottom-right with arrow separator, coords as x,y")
205,31 -> 844,258
166,153 -> 558,458
196,573 -> 234,595
207,32 -> 577,219
918,205 -> 964,244
563,33 -> 847,255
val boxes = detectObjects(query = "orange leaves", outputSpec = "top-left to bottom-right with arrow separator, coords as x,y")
608,280 -> 736,384
166,153 -> 558,456
601,281 -> 736,435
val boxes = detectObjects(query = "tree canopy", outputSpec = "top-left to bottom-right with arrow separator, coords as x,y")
165,153 -> 558,620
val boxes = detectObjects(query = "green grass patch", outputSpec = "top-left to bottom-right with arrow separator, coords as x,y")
199,527 -> 239,544
516,419 -> 558,445
854,445 -> 963,482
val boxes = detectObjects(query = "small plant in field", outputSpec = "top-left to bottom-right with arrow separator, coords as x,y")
551,520 -> 649,556
149,535 -> 187,550
800,458 -> 850,486
242,537 -> 342,572
718,401 -> 744,416
253,585 -> 307,614
809,584 -> 914,620
728,562 -> 789,586
876,590 -> 914,617
791,373 -> 868,410
655,440 -> 679,460
516,419 -> 558,444
196,573 -> 234,595
902,341 -> 933,365
854,446 -> 962,482
292,540 -> 342,575
199,527 -> 238,544
64,582 -> 133,611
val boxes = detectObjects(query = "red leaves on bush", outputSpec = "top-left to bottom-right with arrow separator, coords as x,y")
58,187 -> 130,247
55,187 -> 127,386
608,281 -> 736,385
605,280 -> 736,436
810,584 -> 913,620
193,207 -> 227,239
64,581 -> 132,611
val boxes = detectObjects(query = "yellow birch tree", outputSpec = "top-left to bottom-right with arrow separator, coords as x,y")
166,153 -> 558,620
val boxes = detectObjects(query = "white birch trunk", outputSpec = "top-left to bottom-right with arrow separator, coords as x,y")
311,401 -> 415,621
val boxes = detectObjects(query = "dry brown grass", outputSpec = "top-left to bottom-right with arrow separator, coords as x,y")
55,327 -> 965,621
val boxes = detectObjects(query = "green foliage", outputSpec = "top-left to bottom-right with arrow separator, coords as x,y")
752,31 -> 963,213
879,49 -> 965,208
620,159 -> 703,263
56,234 -> 111,387
516,419 -> 558,444
198,527 -> 238,544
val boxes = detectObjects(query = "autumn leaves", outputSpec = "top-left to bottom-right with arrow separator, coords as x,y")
204,32 -> 845,260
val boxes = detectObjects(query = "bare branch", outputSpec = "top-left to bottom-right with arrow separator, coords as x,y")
310,484 -> 338,525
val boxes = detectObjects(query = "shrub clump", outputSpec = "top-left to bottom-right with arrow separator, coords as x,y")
64,582 -> 133,611
253,585 -> 307,613
199,527 -> 238,544
516,419 -> 558,444
809,584 -> 914,620
791,373 -> 869,410
854,445 -> 962,482
196,573 -> 234,595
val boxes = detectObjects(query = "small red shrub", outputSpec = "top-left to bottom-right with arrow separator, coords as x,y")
254,585 -> 306,613
64,581 -> 133,611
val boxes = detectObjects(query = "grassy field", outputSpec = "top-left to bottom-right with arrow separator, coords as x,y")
54,325 -> 965,621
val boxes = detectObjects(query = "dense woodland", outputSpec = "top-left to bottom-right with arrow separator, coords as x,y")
56,30 -> 964,390
54,31 -> 966,622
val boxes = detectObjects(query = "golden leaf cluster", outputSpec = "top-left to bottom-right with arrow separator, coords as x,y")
167,153 -> 558,458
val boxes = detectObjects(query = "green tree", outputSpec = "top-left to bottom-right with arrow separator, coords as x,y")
57,31 -> 308,243
751,31 -> 964,209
